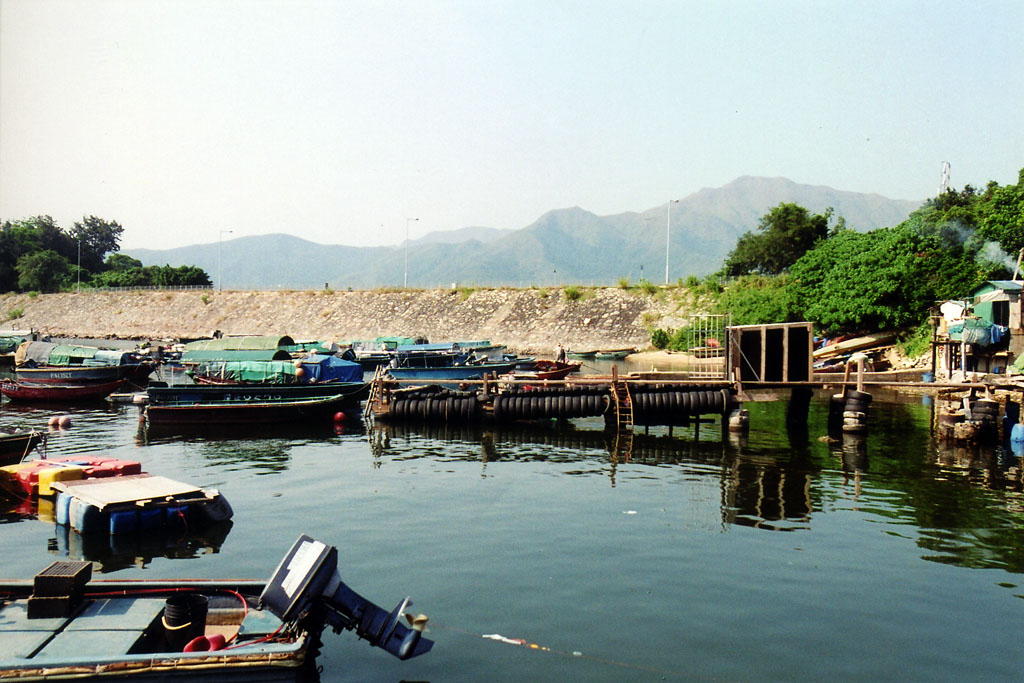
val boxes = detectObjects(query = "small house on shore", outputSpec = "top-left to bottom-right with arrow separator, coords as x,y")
936,280 -> 1022,377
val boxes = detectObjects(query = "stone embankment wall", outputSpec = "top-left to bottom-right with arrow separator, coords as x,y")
0,287 -> 700,354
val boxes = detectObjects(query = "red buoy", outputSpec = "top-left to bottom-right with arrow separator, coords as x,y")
333,411 -> 346,423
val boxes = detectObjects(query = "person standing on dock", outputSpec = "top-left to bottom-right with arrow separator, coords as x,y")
555,344 -> 566,363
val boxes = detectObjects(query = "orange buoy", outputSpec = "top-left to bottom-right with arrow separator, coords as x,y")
58,415 -> 72,428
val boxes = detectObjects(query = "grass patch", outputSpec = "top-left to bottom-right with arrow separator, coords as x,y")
898,321 -> 934,358
200,294 -> 209,305
563,286 -> 583,302
7,308 -> 24,321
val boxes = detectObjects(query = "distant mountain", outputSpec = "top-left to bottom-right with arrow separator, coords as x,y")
412,226 -> 512,246
123,177 -> 922,289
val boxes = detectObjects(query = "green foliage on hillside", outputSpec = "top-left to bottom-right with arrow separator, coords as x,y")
712,275 -> 796,326
0,215 -> 211,293
720,203 -> 836,276
714,169 -> 1024,334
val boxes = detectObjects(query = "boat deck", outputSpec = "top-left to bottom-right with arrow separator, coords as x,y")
1,590 -> 304,676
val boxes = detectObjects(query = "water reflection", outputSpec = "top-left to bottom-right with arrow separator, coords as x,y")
140,419 -> 352,445
49,520 -> 233,573
370,420 -> 824,531
140,421 -> 352,475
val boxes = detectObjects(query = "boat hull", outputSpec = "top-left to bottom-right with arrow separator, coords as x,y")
0,379 -> 125,402
145,391 -> 364,424
0,430 -> 44,466
147,382 -> 370,405
594,348 -> 635,359
387,362 -> 515,381
511,360 -> 581,380
14,363 -> 153,384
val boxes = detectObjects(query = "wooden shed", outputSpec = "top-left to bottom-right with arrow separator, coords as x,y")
728,322 -> 814,383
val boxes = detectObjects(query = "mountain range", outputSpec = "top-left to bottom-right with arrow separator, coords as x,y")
124,176 -> 922,290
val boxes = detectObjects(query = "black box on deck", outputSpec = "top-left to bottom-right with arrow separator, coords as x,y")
27,595 -> 78,619
27,561 -> 92,619
33,561 -> 92,596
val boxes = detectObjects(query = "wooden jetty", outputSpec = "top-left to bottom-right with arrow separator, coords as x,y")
365,321 -> 1020,445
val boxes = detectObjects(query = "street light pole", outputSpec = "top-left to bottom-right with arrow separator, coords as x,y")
404,218 -> 418,288
665,199 -> 678,285
219,229 -> 233,291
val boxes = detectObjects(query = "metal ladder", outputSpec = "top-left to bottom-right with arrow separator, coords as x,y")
362,365 -> 385,419
610,366 -> 633,431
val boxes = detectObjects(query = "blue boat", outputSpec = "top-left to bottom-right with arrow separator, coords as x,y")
387,361 -> 515,382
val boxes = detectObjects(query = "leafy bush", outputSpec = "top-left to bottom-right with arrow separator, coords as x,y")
712,275 -> 795,326
651,328 -> 670,349
788,222 -> 995,333
7,307 -> 24,321
618,277 -> 630,289
638,279 -> 657,295
898,321 -> 935,358
563,286 -> 583,301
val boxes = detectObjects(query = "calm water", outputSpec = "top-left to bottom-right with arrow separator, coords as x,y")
2,386 -> 1024,682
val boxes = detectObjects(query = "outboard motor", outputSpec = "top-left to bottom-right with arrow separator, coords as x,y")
259,534 -> 433,660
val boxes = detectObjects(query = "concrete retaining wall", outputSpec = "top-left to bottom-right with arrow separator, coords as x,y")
0,287 -> 700,354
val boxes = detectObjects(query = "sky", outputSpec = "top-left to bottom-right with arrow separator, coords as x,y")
1,0 -> 1022,251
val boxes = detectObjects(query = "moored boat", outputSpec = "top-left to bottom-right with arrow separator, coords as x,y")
0,379 -> 125,402
189,354 -> 363,385
566,349 -> 597,359
147,381 -> 370,405
145,391 -> 364,425
14,341 -> 155,384
510,359 -> 582,380
0,427 -> 45,467
0,534 -> 433,679
595,348 -> 635,359
387,361 -> 515,382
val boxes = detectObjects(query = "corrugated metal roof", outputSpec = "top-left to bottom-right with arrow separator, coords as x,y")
980,280 -> 1023,291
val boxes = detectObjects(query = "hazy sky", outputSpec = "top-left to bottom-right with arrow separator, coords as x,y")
2,0 -> 1021,250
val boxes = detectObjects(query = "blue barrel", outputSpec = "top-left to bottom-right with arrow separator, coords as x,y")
922,372 -> 935,382
1011,423 -> 1024,443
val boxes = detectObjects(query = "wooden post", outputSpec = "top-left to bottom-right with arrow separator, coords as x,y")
856,358 -> 865,393
787,387 -> 813,428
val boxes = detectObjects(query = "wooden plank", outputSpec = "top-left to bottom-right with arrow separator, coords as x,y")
51,476 -> 203,509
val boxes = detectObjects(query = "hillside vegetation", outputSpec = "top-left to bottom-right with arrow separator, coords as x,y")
683,168 -> 1024,341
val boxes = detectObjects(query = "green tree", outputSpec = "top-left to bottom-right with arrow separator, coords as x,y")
71,215 -> 124,273
712,274 -> 796,325
105,253 -> 144,271
721,203 -> 835,276
976,168 -> 1024,256
0,216 -> 69,292
16,250 -> 70,292
788,221 -> 996,333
